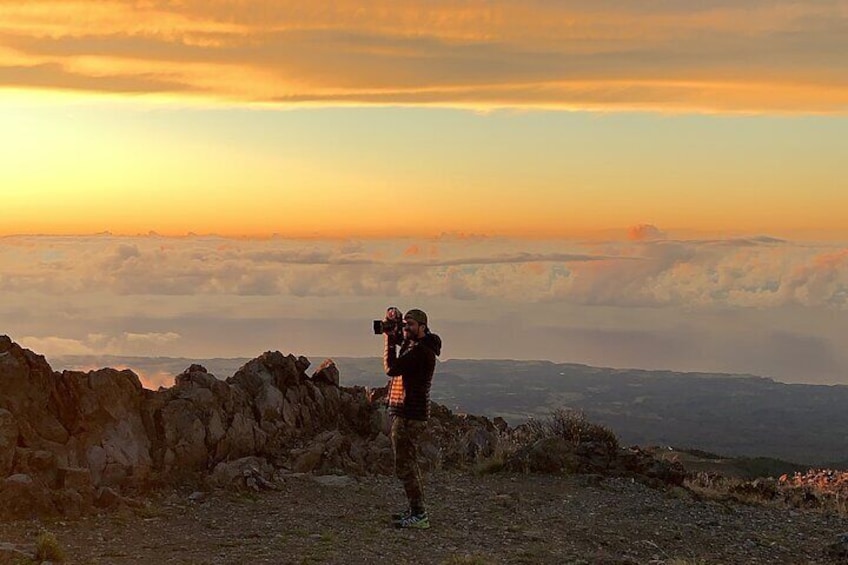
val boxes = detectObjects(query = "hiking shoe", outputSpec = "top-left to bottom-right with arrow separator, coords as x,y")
394,512 -> 430,529
391,509 -> 412,522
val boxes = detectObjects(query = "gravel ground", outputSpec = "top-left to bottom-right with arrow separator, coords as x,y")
1,471 -> 847,564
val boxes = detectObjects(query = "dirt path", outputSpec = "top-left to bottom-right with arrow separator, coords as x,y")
2,471 -> 847,564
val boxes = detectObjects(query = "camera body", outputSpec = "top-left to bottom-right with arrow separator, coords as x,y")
373,306 -> 404,344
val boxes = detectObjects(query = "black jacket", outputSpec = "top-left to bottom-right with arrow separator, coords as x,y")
384,332 -> 442,420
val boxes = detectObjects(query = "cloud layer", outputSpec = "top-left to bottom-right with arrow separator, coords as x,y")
1,233 -> 845,308
2,231 -> 847,385
1,1 -> 847,112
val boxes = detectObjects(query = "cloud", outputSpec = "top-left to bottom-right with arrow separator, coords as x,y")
17,336 -> 98,356
627,224 -> 666,241
124,332 -> 181,344
0,1 -> 846,112
1,234 -> 846,310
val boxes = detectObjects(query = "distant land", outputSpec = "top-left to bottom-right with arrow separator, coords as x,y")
52,354 -> 848,468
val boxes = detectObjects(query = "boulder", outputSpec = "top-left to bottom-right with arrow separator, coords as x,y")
228,351 -> 303,396
312,359 -> 340,387
65,368 -> 153,486
0,337 -> 74,448
256,383 -> 285,423
209,456 -> 274,491
0,408 -> 18,476
0,542 -> 35,562
0,474 -> 57,519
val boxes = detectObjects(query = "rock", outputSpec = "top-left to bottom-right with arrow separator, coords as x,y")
312,359 -> 340,387
57,467 -> 93,492
256,383 -> 284,423
209,456 -> 274,491
0,542 -> 35,562
0,338 -> 74,447
54,487 -> 91,517
160,399 -> 208,472
493,416 -> 510,434
228,351 -> 303,396
188,491 -> 206,502
312,474 -> 355,487
0,408 -> 19,476
12,448 -> 58,486
65,367 -> 153,486
293,448 -> 323,474
94,486 -> 122,509
0,474 -> 57,518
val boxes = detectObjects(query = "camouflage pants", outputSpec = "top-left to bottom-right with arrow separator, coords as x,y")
390,416 -> 427,513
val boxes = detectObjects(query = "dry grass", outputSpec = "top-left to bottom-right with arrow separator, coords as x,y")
518,409 -> 619,452
35,530 -> 66,563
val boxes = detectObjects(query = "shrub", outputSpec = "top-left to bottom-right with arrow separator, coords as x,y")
517,409 -> 619,452
35,531 -> 66,563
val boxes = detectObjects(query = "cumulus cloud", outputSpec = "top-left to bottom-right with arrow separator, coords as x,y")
0,1 -> 846,112
627,224 -> 666,241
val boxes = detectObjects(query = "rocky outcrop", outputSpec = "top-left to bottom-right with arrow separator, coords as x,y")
0,336 -> 503,518
0,335 -> 687,520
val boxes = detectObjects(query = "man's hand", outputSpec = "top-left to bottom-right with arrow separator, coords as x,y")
385,331 -> 399,348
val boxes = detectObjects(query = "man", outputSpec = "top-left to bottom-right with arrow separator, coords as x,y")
383,308 -> 442,529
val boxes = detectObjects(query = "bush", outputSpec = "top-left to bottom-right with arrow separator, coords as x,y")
518,409 -> 619,452
35,531 -> 66,563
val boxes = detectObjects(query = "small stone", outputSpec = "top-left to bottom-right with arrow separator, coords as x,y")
312,475 -> 355,487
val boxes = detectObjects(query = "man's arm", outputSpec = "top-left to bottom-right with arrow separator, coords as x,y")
384,336 -> 419,377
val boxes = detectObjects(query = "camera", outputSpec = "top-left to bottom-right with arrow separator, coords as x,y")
373,306 -> 404,343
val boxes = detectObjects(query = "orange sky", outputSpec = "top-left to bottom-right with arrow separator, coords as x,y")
1,1 -> 847,238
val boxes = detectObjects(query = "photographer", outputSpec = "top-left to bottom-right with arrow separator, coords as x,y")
382,308 -> 442,529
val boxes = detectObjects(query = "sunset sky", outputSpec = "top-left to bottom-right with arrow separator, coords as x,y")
1,1 -> 846,385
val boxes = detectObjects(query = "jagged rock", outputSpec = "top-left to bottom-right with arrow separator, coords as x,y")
295,356 -> 310,374
13,448 -> 58,486
256,383 -> 284,423
54,487 -> 92,518
0,474 -> 57,518
94,486 -> 122,509
0,408 -> 18,476
57,466 -> 93,492
228,351 -> 303,396
63,367 -> 153,486
161,399 -> 208,472
0,337 -> 74,448
209,456 -> 274,491
312,359 -> 340,387
0,335 -> 697,521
